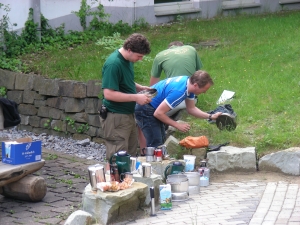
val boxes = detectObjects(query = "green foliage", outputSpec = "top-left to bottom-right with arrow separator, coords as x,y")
2,8 -> 300,156
45,154 -> 58,160
0,2 -> 138,72
76,123 -> 89,134
95,32 -> 124,50
65,116 -> 89,134
59,178 -> 73,186
53,126 -> 61,132
72,0 -> 109,31
21,8 -> 38,44
0,86 -> 7,97
65,116 -> 75,126
44,118 -> 52,129
132,18 -> 150,31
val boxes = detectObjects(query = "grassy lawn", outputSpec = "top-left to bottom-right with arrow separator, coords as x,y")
19,11 -> 300,157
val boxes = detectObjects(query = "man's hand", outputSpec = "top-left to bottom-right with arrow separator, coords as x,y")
211,112 -> 222,120
136,94 -> 152,105
176,122 -> 191,133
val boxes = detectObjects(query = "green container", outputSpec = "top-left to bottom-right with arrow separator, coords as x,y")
164,161 -> 185,178
110,150 -> 131,175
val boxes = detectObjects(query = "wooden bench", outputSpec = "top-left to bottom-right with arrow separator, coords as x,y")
0,160 -> 47,202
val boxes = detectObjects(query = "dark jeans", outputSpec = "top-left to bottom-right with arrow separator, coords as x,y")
135,104 -> 165,148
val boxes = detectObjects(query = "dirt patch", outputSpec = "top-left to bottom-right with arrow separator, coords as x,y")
210,170 -> 300,184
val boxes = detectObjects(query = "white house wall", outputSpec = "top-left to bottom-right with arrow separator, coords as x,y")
0,0 -> 33,32
0,0 -> 300,33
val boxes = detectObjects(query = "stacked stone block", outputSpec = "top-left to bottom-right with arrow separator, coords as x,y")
0,69 -> 104,143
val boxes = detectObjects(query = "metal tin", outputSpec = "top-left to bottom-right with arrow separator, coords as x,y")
166,174 -> 189,193
171,192 -> 189,201
188,185 -> 200,195
184,172 -> 200,186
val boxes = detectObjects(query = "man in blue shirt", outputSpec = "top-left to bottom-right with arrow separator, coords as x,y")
135,70 -> 222,148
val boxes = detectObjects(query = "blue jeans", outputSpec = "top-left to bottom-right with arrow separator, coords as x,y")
135,104 -> 165,148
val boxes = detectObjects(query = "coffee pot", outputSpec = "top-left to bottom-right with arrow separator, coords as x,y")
142,147 -> 155,162
164,161 -> 185,179
110,150 -> 131,175
88,164 -> 106,191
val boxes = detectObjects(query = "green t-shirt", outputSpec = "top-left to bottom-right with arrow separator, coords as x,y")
151,45 -> 203,78
102,50 -> 136,114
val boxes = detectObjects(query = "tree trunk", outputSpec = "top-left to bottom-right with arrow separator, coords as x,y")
2,174 -> 47,202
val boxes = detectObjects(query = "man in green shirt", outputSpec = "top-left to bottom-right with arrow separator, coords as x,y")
101,33 -> 151,159
150,41 -> 203,85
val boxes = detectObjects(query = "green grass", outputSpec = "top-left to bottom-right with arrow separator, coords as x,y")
19,11 -> 300,157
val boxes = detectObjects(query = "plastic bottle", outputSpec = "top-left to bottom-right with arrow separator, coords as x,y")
199,160 -> 210,187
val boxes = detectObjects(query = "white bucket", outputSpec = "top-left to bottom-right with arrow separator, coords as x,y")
183,155 -> 196,172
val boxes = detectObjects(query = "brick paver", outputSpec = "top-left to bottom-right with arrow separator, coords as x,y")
1,148 -> 300,225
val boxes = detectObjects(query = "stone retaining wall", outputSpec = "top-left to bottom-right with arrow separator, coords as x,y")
0,69 -> 104,143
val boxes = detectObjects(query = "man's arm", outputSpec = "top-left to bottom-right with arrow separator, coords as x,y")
153,101 -> 191,133
150,77 -> 160,86
185,99 -> 221,120
135,83 -> 152,93
103,89 -> 151,105
150,56 -> 162,85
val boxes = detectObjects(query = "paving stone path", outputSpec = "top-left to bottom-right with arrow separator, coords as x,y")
0,149 -> 96,225
1,148 -> 300,225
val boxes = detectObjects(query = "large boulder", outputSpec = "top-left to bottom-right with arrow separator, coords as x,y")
207,146 -> 257,172
259,147 -> 300,175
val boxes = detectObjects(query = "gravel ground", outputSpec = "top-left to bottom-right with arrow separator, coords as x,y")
0,127 -> 107,162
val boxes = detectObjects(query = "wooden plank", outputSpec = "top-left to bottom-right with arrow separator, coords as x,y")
0,160 -> 45,187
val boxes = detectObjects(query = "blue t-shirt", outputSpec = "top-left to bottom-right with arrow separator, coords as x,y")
150,76 -> 195,109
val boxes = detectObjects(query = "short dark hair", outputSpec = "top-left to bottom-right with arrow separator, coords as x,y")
123,33 -> 151,55
190,70 -> 214,88
168,41 -> 184,48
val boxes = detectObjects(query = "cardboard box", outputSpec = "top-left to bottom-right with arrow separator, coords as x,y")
159,184 -> 172,210
2,137 -> 42,165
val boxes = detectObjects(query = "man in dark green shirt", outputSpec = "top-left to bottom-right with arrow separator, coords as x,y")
101,33 -> 151,159
150,41 -> 203,85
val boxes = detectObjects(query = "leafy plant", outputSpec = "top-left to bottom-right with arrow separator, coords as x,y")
132,18 -> 150,31
3,11 -> 300,156
65,116 -> 75,127
65,116 -> 89,134
76,123 -> 89,134
95,32 -> 124,50
21,8 -> 38,45
0,86 -> 7,97
72,0 -> 109,31
74,174 -> 81,179
59,179 -> 73,185
53,126 -> 61,132
44,118 -> 52,129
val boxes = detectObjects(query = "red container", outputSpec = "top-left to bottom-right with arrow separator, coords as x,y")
154,149 -> 162,161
